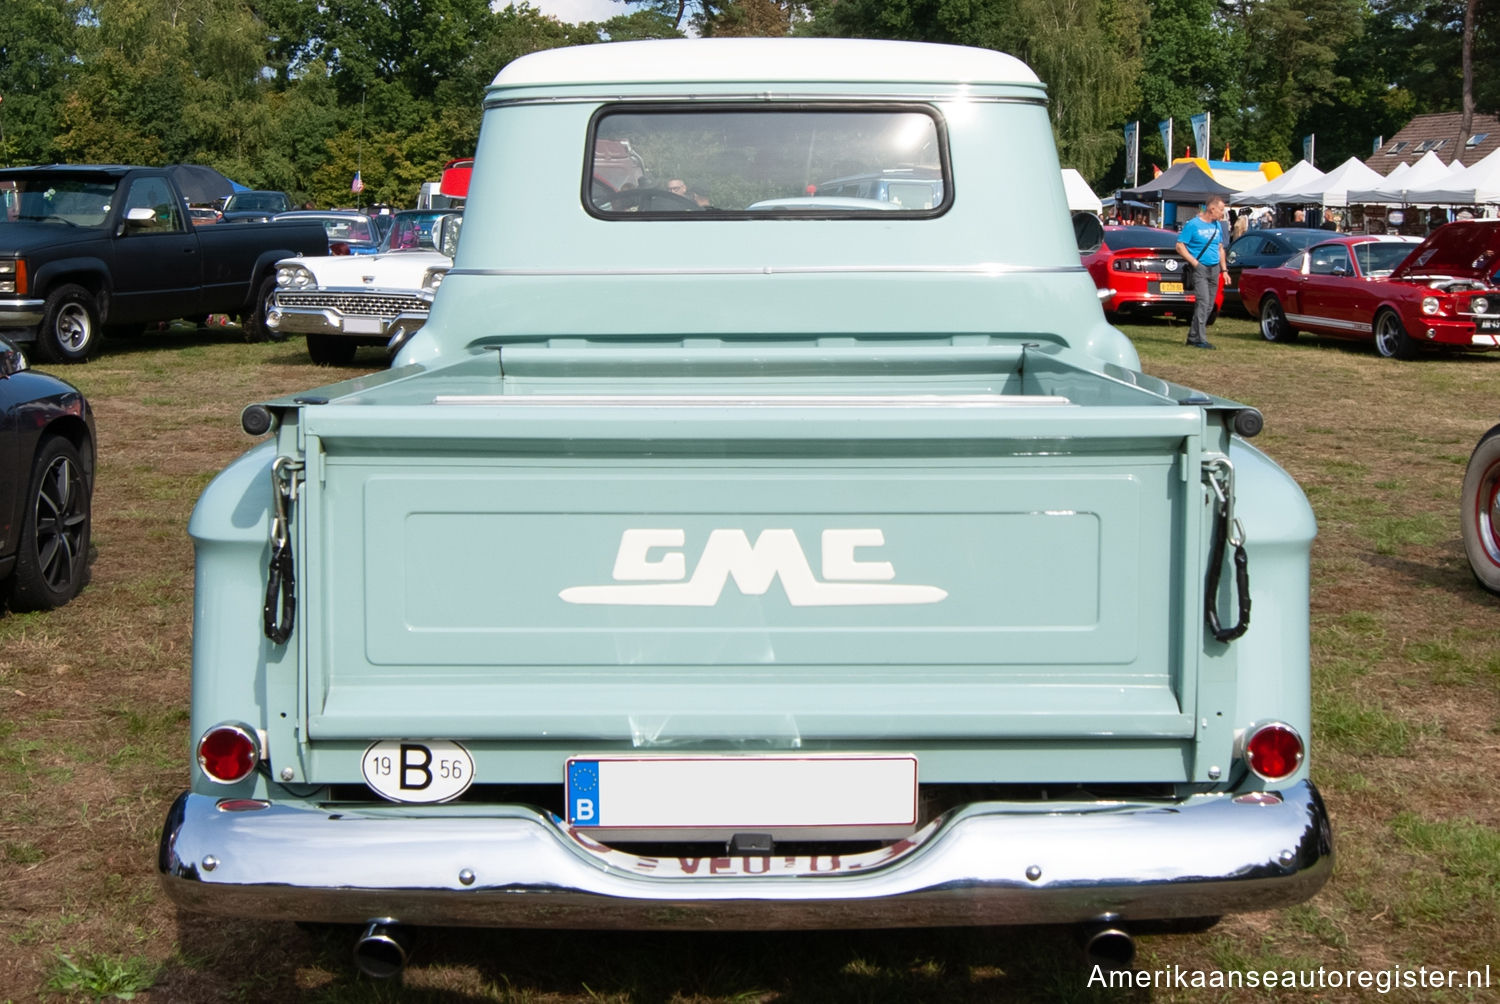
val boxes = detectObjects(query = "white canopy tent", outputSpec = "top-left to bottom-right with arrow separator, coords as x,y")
1345,150 -> 1453,204
1271,156 -> 1386,207
1061,168 -> 1103,214
1229,160 -> 1323,206
1399,146 -> 1500,204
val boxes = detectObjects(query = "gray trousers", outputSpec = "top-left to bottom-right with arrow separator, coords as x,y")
1188,261 -> 1221,343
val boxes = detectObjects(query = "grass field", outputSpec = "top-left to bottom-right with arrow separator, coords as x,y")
1,316 -> 1497,1002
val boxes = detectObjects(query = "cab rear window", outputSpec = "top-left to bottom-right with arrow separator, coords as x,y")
586,106 -> 949,219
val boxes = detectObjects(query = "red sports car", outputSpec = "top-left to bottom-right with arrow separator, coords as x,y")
1083,225 -> 1225,321
1239,222 -> 1500,359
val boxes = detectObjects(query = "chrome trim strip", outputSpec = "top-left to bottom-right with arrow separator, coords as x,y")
1285,312 -> 1370,334
485,93 -> 1047,110
448,264 -> 1088,278
433,394 -> 1074,408
159,781 -> 1332,929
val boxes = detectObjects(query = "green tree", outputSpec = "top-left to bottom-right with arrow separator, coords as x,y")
805,0 -> 1145,183
0,0 -> 77,164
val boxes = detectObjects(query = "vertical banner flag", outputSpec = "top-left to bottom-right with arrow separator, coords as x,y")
1190,113 -> 1210,163
1124,122 -> 1139,186
1158,119 -> 1173,166
351,171 -> 364,194
1303,134 -> 1315,167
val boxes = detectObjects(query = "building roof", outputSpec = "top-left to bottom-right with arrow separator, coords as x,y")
1364,112 -> 1500,173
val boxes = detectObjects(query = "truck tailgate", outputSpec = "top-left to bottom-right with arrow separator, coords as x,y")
296,396 -> 1209,745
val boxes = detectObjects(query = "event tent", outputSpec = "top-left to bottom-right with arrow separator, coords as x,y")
1062,168 -> 1103,214
1230,160 -> 1324,205
1345,150 -> 1454,204
1271,156 -> 1385,207
1119,161 -> 1235,203
1399,146 -> 1500,204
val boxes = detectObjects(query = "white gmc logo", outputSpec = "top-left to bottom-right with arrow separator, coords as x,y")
559,529 -> 948,607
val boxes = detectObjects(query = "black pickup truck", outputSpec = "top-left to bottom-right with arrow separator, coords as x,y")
0,165 -> 328,362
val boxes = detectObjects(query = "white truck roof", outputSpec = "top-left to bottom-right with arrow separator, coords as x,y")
491,38 -> 1041,89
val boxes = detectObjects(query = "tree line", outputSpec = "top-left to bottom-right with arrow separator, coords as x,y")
0,0 -> 1494,207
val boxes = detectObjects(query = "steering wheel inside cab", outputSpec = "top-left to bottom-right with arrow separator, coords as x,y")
595,188 -> 703,213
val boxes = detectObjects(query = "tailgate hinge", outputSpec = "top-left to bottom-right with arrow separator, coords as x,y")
1203,456 -> 1250,643
264,456 -> 304,646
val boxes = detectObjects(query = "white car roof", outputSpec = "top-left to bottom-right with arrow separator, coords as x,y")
492,39 -> 1040,89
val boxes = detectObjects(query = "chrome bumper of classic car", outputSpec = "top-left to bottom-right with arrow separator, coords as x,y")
268,290 -> 432,339
159,781 -> 1332,930
0,298 -> 46,334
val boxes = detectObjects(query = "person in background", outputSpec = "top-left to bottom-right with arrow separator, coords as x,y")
1292,209 -> 1306,224
1230,211 -> 1249,241
1175,195 -> 1228,350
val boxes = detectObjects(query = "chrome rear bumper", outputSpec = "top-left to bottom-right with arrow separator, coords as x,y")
159,781 -> 1332,930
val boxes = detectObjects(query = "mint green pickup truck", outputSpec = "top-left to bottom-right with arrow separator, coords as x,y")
159,38 -> 1330,976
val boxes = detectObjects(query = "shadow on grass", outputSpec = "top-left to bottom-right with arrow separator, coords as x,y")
166,918 -> 1149,1002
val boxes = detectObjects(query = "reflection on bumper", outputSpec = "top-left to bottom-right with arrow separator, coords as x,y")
0,299 -> 46,333
159,781 -> 1332,930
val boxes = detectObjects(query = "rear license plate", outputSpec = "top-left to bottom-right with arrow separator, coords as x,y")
565,754 -> 918,841
343,316 -> 384,334
1477,317 -> 1500,332
1158,282 -> 1184,294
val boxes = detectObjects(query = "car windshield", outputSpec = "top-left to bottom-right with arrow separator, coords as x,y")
1103,228 -> 1180,251
226,192 -> 288,212
380,212 -> 462,253
318,216 -> 377,244
0,176 -> 116,227
1358,242 -> 1417,276
587,107 -> 948,217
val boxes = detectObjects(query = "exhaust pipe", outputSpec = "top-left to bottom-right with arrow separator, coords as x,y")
353,920 -> 410,979
1079,923 -> 1136,971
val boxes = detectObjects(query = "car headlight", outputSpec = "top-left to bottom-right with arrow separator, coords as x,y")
276,264 -> 316,289
422,267 -> 448,292
1471,296 -> 1490,315
0,258 -> 21,295
1421,296 -> 1441,315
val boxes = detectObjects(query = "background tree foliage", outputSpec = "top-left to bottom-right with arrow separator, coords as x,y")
0,0 -> 1494,204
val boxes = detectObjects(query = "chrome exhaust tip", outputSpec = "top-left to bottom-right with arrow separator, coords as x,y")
1080,923 -> 1136,971
353,919 -> 409,979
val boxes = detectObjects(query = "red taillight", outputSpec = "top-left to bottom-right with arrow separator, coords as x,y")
197,724 -> 260,784
1243,722 -> 1304,782
331,241 -> 351,256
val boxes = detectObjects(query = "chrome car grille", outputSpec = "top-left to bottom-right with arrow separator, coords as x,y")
278,291 -> 430,316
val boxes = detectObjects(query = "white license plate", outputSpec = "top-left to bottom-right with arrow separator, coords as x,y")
565,755 -> 918,841
342,316 -> 384,334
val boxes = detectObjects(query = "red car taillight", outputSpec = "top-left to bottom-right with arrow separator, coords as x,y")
1241,722 -> 1305,782
197,724 -> 261,784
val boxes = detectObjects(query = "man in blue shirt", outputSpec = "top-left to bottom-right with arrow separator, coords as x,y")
1174,196 -> 1228,349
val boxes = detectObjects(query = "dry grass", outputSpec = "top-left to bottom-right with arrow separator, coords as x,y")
1,317 -> 1496,1002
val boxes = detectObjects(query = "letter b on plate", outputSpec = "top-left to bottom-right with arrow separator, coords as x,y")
362,740 -> 474,803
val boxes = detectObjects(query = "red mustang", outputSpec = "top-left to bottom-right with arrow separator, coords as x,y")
1084,225 -> 1224,322
1240,222 -> 1500,359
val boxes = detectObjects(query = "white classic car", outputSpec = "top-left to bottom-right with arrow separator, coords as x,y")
267,210 -> 462,364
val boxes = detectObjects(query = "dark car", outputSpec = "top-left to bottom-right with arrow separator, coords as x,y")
0,335 -> 95,611
220,190 -> 293,224
1222,228 -> 1333,313
1082,225 -> 1223,322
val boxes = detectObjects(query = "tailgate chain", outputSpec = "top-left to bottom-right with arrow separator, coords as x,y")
1204,457 -> 1251,643
264,456 -> 303,645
